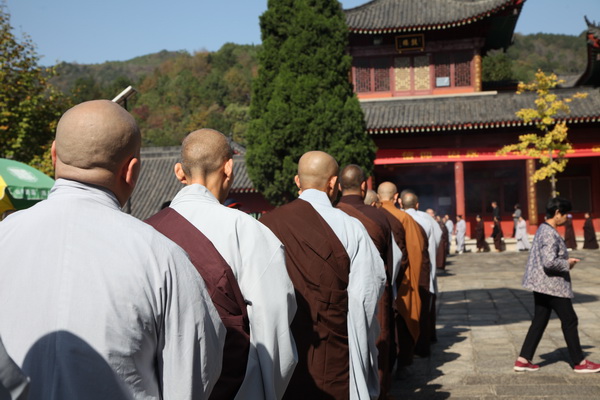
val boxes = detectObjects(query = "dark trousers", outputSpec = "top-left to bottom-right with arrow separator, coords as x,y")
519,291 -> 584,365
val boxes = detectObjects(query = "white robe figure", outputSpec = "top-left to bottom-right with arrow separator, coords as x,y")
170,184 -> 297,400
516,218 -> 531,251
445,219 -> 455,253
405,209 -> 442,294
456,219 -> 467,254
298,189 -> 386,400
0,179 -> 226,400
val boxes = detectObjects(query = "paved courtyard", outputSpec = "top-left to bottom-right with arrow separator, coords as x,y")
390,247 -> 600,399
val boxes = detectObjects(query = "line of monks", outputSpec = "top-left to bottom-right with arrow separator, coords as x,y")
0,100 -> 447,400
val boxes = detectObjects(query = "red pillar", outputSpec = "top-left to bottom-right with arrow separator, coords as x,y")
526,159 -> 538,233
454,161 -> 465,218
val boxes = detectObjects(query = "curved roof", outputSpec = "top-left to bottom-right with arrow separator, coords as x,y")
345,0 -> 522,34
360,88 -> 600,134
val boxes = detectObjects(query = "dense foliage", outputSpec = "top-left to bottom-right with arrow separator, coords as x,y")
246,0 -> 376,205
0,5 -> 68,174
483,32 -> 587,83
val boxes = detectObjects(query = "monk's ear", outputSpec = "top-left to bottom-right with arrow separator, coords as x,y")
123,156 -> 140,189
223,158 -> 233,182
294,175 -> 301,190
51,141 -> 58,168
174,163 -> 188,184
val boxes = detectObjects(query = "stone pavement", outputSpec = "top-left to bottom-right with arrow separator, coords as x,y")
389,248 -> 600,399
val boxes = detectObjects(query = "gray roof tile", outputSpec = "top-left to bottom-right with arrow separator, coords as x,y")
360,88 -> 600,134
345,0 -> 519,32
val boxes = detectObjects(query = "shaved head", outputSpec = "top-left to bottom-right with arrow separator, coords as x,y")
377,181 -> 397,201
296,151 -> 338,191
339,164 -> 366,193
364,189 -> 379,206
401,191 -> 419,210
55,100 -> 140,177
180,129 -> 233,177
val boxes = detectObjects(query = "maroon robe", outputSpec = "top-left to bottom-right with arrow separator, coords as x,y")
336,195 -> 394,399
475,220 -> 490,252
145,207 -> 250,400
260,199 -> 350,400
583,217 -> 599,249
564,218 -> 577,250
436,220 -> 448,270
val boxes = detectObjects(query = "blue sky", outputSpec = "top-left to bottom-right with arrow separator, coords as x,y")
5,0 -> 600,66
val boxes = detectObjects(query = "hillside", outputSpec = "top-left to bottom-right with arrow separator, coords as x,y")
47,33 -> 590,147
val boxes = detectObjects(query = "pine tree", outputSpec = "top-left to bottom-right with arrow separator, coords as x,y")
246,0 -> 376,205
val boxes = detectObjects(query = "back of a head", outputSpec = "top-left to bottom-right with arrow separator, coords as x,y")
181,129 -> 233,177
339,164 -> 365,194
377,181 -> 397,202
546,197 -> 572,219
364,189 -> 379,206
297,151 -> 338,191
54,100 -> 141,183
401,191 -> 419,210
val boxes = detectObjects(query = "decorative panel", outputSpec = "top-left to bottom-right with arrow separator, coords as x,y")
373,58 -> 390,92
394,57 -> 411,92
454,52 -> 472,87
434,53 -> 451,87
414,55 -> 430,91
354,59 -> 371,93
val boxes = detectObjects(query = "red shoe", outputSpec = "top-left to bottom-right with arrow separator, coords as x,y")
514,359 -> 539,372
574,360 -> 600,373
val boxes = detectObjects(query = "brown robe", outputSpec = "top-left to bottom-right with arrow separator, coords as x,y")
380,201 -> 425,367
436,220 -> 448,270
583,217 -> 599,249
145,207 -> 250,400
475,220 -> 490,252
336,195 -> 394,398
492,220 -> 504,251
260,199 -> 350,400
564,218 -> 577,250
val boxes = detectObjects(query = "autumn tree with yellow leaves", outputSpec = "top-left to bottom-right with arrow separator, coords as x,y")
497,70 -> 587,197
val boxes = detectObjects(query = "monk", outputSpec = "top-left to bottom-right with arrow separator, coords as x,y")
146,129 -> 297,399
583,213 -> 599,249
336,165 -> 401,399
400,191 -> 441,355
260,151 -> 385,400
377,182 -> 425,378
0,100 -> 225,399
364,189 -> 381,207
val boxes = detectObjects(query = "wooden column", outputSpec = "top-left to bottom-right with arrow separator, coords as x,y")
526,159 -> 538,227
454,161 -> 465,218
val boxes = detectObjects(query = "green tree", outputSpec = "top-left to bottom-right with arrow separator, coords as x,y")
0,5 -> 67,174
247,0 -> 376,205
497,70 -> 587,197
482,50 -> 514,82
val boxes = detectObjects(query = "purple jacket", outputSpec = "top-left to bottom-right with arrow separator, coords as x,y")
522,222 -> 573,298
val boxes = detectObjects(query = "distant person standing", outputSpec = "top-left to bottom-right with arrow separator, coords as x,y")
583,212 -> 599,250
516,216 -> 530,251
492,201 -> 501,222
564,214 -> 577,250
492,216 -> 504,252
455,215 -> 466,254
474,215 -> 490,253
512,204 -> 522,237
514,197 -> 600,374
444,214 -> 454,255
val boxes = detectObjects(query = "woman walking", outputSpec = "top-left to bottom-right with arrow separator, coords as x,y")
514,197 -> 600,373
515,216 -> 530,251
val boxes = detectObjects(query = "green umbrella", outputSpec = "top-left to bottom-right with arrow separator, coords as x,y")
0,159 -> 55,214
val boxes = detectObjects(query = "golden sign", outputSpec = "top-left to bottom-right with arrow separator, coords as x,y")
395,34 -> 425,53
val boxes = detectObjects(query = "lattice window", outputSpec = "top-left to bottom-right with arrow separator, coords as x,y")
354,59 -> 371,93
454,53 -> 472,87
394,57 -> 411,92
414,55 -> 431,91
373,58 -> 390,92
434,53 -> 451,87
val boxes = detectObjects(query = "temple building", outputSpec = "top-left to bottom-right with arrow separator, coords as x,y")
345,0 -> 600,235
